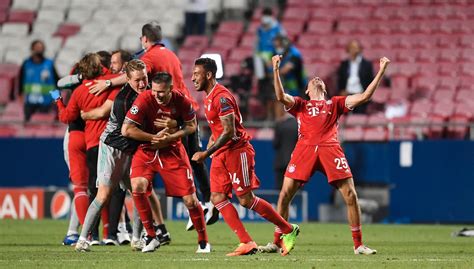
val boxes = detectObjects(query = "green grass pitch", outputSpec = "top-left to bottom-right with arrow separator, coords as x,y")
0,220 -> 473,268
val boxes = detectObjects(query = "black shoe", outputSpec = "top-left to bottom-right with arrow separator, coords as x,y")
158,232 -> 171,246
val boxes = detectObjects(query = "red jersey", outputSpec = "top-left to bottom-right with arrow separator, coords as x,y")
125,90 -> 195,152
140,44 -> 198,110
204,83 -> 250,156
286,96 -> 350,146
57,73 -> 120,149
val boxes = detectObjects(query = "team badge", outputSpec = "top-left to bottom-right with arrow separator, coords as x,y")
288,164 -> 296,173
130,105 -> 139,115
220,97 -> 232,112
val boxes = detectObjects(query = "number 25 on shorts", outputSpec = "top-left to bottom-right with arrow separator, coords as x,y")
334,157 -> 348,170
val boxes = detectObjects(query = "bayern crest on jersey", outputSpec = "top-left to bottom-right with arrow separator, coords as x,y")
288,164 -> 296,173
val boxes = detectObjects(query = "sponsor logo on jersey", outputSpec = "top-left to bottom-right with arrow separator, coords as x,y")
288,164 -> 296,173
307,106 -> 320,117
50,190 -> 71,219
130,105 -> 139,115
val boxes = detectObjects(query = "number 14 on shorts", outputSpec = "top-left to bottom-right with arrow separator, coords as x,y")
229,173 -> 240,185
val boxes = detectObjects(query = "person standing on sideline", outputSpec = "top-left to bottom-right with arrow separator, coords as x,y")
19,39 -> 59,121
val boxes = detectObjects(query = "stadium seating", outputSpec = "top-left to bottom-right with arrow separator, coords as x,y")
0,0 -> 472,139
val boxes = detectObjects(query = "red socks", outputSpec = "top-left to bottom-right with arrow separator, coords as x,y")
273,227 -> 283,246
188,205 -> 208,243
351,225 -> 363,248
249,197 -> 293,234
132,192 -> 156,238
215,199 -> 253,243
73,187 -> 89,225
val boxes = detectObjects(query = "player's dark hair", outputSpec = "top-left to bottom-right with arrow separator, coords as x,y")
77,53 -> 103,80
125,59 -> 146,78
142,21 -> 162,43
152,72 -> 173,88
96,50 -> 111,69
262,7 -> 273,16
112,49 -> 132,63
194,58 -> 217,78
30,39 -> 45,50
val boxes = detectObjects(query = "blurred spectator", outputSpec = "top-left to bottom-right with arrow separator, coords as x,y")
256,7 -> 285,68
272,35 -> 306,97
273,105 -> 298,190
19,39 -> 59,122
228,57 -> 254,119
264,35 -> 306,120
337,40 -> 374,114
110,50 -> 133,74
254,8 -> 286,120
184,0 -> 208,36
259,35 -> 307,120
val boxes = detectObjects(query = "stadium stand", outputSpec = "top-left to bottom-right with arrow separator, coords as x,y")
0,0 -> 472,141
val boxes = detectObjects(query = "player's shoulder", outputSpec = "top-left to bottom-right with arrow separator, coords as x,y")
213,84 -> 233,99
135,89 -> 152,101
329,95 -> 346,104
172,90 -> 190,103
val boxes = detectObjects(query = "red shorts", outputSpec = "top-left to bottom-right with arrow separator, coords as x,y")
284,143 -> 353,183
210,142 -> 260,197
130,144 -> 195,197
68,130 -> 88,188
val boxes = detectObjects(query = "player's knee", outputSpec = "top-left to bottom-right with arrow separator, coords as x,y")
278,189 -> 292,205
343,188 -> 358,206
96,187 -> 111,203
182,196 -> 198,208
131,178 -> 148,193
237,194 -> 253,208
210,192 -> 226,204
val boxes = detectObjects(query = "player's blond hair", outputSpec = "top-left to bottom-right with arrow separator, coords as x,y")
125,59 -> 146,78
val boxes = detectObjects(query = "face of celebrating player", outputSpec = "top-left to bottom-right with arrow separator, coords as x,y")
191,65 -> 210,92
127,68 -> 148,94
305,77 -> 327,100
151,81 -> 172,105
110,52 -> 124,74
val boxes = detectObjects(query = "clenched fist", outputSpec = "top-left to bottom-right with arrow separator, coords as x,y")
272,55 -> 282,71
380,57 -> 391,70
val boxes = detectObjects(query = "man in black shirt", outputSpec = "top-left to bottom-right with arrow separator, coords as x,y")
75,59 -> 149,252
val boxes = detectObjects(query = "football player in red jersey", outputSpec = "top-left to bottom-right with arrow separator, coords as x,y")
270,54 -> 390,255
122,72 -> 209,253
191,58 -> 300,256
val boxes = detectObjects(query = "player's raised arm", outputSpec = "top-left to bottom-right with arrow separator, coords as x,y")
346,57 -> 390,110
272,55 -> 295,108
192,113 -> 235,163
